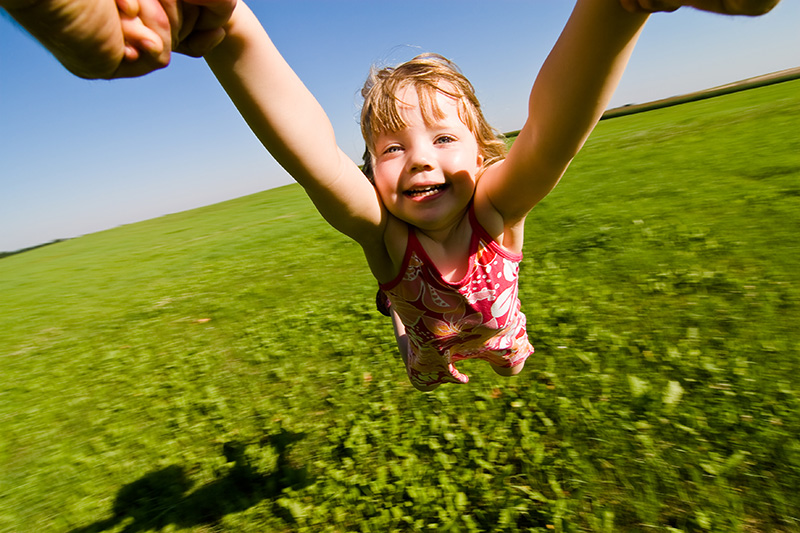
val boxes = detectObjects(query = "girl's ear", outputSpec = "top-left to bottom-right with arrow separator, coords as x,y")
362,146 -> 375,183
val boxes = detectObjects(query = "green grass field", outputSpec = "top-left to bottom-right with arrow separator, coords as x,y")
1,79 -> 799,532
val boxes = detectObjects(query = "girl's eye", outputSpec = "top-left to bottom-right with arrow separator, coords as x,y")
383,145 -> 402,154
435,135 -> 455,145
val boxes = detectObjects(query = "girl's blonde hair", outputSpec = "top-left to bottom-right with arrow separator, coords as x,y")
360,53 -> 507,181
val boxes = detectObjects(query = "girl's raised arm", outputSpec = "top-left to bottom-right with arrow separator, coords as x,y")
204,2 -> 385,244
478,0 -> 648,222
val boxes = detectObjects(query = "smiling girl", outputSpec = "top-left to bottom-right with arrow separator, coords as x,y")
188,0 -> 779,391
197,0 -> 650,390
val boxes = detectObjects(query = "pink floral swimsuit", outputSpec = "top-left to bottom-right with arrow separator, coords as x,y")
380,205 -> 534,388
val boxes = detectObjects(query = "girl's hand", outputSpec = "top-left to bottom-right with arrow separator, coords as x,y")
151,0 -> 237,57
174,0 -> 236,57
115,0 -> 174,76
118,0 -> 236,64
117,0 -> 166,62
117,0 -> 236,75
618,0 -> 679,12
619,0 -> 779,15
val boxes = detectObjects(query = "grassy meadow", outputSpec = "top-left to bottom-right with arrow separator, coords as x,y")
1,79 -> 799,532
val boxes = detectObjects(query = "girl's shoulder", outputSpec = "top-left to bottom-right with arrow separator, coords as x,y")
359,215 -> 408,285
384,216 -> 410,266
473,180 -> 526,255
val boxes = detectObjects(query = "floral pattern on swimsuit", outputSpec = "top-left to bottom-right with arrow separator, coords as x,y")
380,206 -> 534,388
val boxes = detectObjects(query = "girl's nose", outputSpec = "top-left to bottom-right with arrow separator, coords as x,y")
408,147 -> 434,174
410,159 -> 433,173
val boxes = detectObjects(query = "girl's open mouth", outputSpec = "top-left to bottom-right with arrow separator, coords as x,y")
404,183 -> 448,199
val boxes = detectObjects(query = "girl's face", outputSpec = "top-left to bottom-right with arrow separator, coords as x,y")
371,85 -> 483,233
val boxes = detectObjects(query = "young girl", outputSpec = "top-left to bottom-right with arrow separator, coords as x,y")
120,0 -> 776,390
194,0 -> 651,392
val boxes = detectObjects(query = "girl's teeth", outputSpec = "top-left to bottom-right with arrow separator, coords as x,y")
406,184 -> 444,197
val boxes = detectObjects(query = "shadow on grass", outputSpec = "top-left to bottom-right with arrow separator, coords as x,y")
69,428 -> 309,532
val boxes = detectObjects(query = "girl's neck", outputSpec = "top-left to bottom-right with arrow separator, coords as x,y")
413,211 -> 473,282
412,205 -> 471,246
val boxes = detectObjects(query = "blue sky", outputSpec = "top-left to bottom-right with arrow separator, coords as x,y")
1,1 -> 798,252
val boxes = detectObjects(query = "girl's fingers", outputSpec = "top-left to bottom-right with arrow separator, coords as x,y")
123,44 -> 140,62
135,0 -> 172,61
116,0 -> 140,18
119,14 -> 165,59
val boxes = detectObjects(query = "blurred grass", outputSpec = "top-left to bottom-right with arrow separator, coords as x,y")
0,80 -> 798,532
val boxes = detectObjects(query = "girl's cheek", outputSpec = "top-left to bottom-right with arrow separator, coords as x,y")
374,163 -> 399,186
372,169 -> 396,197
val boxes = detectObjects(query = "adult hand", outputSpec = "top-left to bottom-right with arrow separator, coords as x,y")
1,0 -> 236,79
618,0 -> 780,16
2,0 -> 172,79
